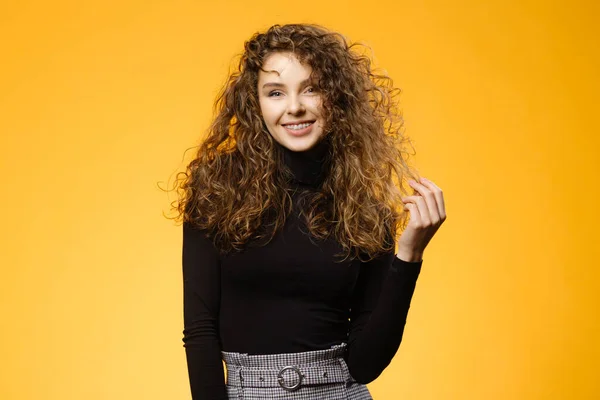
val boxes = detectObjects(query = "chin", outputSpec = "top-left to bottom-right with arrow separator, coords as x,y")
279,136 -> 322,152
276,127 -> 324,152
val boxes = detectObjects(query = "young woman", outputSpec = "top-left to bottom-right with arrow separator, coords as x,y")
175,23 -> 446,399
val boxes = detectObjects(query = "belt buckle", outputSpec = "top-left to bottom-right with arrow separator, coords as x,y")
277,365 -> 304,392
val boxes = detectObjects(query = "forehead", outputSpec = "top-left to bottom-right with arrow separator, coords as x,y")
258,52 -> 313,83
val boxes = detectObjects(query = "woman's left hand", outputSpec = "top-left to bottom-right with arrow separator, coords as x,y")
397,177 -> 447,262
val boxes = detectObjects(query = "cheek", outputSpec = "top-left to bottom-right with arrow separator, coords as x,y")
307,98 -> 324,116
259,100 -> 284,124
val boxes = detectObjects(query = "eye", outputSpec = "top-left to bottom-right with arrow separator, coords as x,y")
268,90 -> 283,97
306,86 -> 316,93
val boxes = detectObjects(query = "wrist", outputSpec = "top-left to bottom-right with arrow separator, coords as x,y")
395,250 -> 423,263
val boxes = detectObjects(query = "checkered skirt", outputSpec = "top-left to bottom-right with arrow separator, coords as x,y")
222,343 -> 372,399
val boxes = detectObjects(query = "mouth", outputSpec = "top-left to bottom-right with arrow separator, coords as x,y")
281,120 -> 315,129
281,121 -> 316,136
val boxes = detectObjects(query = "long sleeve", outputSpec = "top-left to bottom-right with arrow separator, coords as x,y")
346,249 -> 422,384
182,221 -> 227,399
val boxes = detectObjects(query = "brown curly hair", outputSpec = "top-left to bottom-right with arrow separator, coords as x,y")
168,23 -> 421,262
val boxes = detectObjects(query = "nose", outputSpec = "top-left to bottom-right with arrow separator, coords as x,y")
286,94 -> 305,115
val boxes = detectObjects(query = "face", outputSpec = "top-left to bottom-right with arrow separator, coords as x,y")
257,52 -> 325,152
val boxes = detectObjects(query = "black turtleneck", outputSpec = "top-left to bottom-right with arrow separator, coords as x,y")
182,138 -> 423,400
279,135 -> 331,187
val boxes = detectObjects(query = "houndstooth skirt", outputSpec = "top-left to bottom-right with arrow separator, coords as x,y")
222,343 -> 373,399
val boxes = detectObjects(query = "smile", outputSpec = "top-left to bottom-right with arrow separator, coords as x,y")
282,121 -> 314,130
282,121 -> 315,136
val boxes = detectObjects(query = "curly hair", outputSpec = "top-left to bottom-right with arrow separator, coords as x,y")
168,23 -> 421,262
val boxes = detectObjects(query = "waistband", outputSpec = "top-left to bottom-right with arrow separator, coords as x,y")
222,343 -> 349,392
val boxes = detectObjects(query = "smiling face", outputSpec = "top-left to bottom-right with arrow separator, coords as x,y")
258,52 -> 326,152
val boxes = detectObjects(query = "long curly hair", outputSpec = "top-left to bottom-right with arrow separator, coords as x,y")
168,23 -> 421,262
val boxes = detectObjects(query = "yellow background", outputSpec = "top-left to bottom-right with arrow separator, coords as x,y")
1,0 -> 598,399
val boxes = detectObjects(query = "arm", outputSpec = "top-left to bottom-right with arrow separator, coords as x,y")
346,250 -> 422,384
182,221 -> 227,399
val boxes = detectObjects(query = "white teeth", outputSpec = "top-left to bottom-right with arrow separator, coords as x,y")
284,122 -> 313,130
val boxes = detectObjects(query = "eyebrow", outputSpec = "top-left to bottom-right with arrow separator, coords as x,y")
262,78 -> 313,89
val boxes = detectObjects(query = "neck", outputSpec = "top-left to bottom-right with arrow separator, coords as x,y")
275,137 -> 331,188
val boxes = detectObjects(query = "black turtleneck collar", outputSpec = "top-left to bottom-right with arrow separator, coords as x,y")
275,136 -> 331,188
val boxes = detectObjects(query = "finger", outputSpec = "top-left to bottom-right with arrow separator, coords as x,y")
403,195 -> 429,226
408,180 -> 438,225
403,201 -> 421,225
405,197 -> 442,245
419,177 -> 446,220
